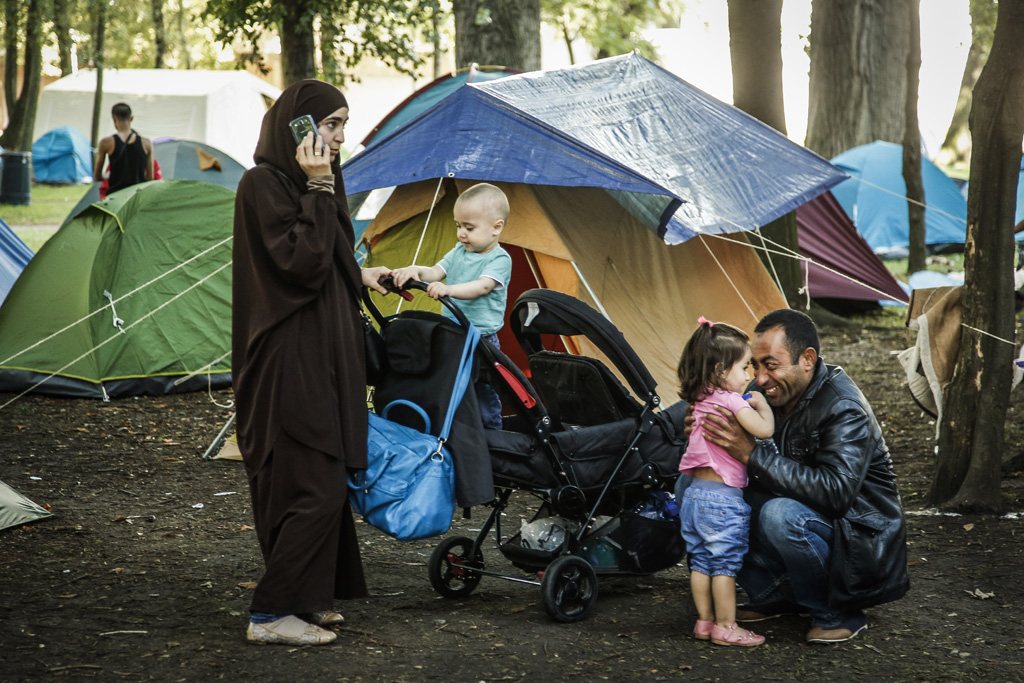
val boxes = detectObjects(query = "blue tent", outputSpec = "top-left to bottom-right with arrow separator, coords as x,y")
0,216 -> 33,304
829,141 -> 968,255
1017,157 -> 1024,226
32,126 -> 93,184
344,53 -> 846,246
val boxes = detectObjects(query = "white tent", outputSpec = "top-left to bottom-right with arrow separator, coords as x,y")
34,69 -> 281,168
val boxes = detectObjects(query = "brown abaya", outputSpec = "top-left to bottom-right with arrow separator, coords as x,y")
232,80 -> 368,614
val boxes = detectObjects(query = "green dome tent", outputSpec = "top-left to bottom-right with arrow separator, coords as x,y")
0,179 -> 233,399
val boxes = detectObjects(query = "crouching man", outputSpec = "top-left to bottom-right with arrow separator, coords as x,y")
699,309 -> 909,643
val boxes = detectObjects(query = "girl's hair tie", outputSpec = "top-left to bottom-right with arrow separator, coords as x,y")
698,315 -> 714,328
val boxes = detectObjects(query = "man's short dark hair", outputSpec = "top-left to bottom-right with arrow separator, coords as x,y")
111,102 -> 132,120
754,308 -> 820,363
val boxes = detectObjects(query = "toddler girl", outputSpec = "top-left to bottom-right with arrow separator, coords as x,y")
676,316 -> 774,647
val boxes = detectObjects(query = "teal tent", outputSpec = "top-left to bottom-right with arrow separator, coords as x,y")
32,126 -> 93,184
0,179 -> 233,398
152,138 -> 246,190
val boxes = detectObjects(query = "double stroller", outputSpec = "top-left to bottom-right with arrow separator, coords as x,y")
365,282 -> 687,622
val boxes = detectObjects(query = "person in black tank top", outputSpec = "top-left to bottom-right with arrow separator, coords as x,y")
93,102 -> 154,197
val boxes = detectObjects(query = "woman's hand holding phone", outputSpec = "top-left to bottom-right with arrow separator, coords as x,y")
295,130 -> 331,178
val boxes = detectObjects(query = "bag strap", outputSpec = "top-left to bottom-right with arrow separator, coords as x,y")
438,324 -> 481,442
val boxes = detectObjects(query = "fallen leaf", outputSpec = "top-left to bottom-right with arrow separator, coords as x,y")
238,581 -> 258,589
907,557 -> 927,566
110,567 -> 125,574
239,525 -> 254,531
112,516 -> 128,523
963,523 -> 974,532
965,588 -> 994,600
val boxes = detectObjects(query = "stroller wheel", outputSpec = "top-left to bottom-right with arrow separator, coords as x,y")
429,535 -> 484,599
541,555 -> 598,623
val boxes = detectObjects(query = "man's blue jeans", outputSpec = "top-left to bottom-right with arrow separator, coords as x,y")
738,491 -> 857,629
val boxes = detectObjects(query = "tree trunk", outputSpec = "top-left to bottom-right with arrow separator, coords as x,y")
279,0 -> 317,87
452,0 -> 541,71
930,0 -> 1024,512
805,0 -> 910,159
151,0 -> 167,68
53,0 -> 74,76
936,0 -> 997,167
178,0 -> 193,69
319,20 -> 340,85
4,0 -> 19,118
430,3 -> 443,79
728,0 -> 802,308
903,0 -> 926,275
90,0 -> 106,151
3,0 -> 42,151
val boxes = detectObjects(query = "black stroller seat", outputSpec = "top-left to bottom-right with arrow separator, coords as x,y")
528,350 -> 641,428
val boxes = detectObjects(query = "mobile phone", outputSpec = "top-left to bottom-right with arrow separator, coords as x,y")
288,115 -> 317,145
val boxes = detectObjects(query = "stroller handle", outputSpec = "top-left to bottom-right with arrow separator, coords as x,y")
365,275 -> 474,330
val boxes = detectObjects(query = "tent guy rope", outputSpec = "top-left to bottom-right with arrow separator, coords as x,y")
0,235 -> 233,369
0,262 -> 230,411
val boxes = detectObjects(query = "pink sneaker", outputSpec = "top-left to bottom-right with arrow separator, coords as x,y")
711,622 -> 765,647
693,619 -> 713,640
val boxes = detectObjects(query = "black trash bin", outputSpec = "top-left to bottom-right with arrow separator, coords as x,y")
0,151 -> 32,205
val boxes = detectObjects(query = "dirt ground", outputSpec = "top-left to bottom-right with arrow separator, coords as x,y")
2,324 -> 1024,683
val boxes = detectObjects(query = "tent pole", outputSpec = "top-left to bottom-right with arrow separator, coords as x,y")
570,261 -> 612,322
202,413 -> 236,460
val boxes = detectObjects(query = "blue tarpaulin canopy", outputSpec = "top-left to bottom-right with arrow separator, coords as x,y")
343,54 -> 847,245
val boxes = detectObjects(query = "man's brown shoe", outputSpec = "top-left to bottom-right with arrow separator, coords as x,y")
735,609 -> 783,623
806,623 -> 867,644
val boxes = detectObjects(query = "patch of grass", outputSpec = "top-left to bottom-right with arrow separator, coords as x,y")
883,252 -> 965,283
0,182 -> 92,226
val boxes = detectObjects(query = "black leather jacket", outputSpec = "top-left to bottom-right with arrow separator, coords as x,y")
747,360 -> 910,610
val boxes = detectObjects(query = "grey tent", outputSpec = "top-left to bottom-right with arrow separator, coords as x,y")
0,479 -> 52,531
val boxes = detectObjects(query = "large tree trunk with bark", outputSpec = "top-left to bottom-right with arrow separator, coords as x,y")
903,0 -> 926,275
929,0 -> 1024,512
805,0 -> 910,159
279,0 -> 317,87
151,0 -> 167,68
452,0 -> 540,71
936,0 -> 997,167
3,0 -> 42,151
727,0 -> 802,309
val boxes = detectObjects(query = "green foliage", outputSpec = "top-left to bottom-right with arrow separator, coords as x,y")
43,0 -> 233,72
542,0 -> 682,62
202,0 -> 431,83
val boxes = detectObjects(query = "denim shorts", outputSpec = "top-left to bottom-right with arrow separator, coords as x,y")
678,478 -> 751,578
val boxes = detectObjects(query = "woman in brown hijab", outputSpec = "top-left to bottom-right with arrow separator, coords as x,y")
232,80 -> 391,646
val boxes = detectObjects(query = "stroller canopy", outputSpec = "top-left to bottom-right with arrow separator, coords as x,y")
511,289 -> 658,405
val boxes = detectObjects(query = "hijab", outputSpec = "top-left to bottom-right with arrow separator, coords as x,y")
254,79 -> 350,211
